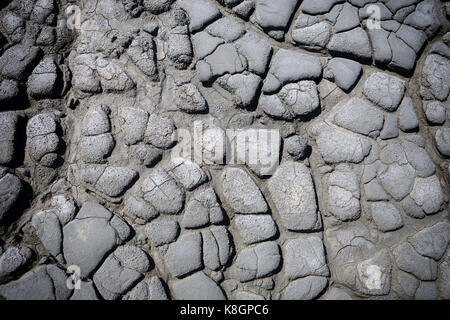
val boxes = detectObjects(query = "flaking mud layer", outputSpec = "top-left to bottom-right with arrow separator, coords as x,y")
0,0 -> 449,300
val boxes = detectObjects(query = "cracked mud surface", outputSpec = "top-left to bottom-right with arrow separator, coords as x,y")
0,0 -> 449,300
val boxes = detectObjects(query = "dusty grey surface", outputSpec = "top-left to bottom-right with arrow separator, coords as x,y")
0,0 -> 449,300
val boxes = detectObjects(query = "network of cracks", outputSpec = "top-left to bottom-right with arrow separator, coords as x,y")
0,0 -> 449,300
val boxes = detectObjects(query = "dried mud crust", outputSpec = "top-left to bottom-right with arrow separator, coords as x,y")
0,0 -> 449,300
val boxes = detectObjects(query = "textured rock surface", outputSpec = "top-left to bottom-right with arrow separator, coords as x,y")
0,0 -> 449,302
0,170 -> 22,224
26,113 -> 61,167
163,232 -> 203,278
0,247 -> 32,280
284,237 -> 329,280
221,167 -> 268,214
93,245 -> 150,300
0,265 -> 71,300
268,161 -> 320,231
172,272 -> 225,300
63,202 -> 130,277
0,112 -> 19,165
232,241 -> 281,282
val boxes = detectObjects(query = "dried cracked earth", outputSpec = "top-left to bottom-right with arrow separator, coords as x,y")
0,0 -> 449,300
